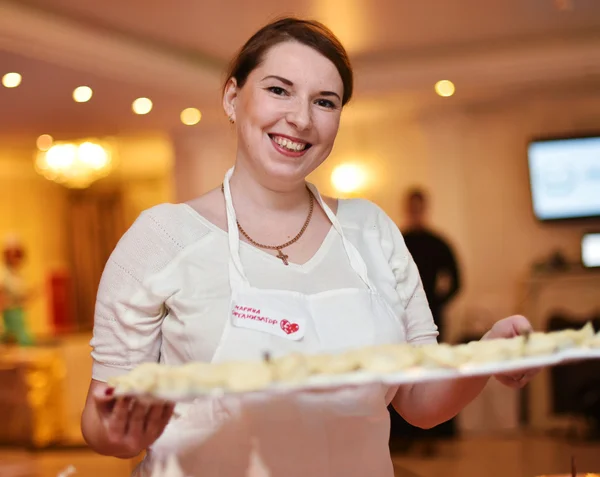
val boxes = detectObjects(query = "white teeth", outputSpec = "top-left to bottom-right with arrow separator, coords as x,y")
272,135 -> 307,152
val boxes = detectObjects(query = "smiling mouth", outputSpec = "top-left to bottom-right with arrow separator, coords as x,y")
268,134 -> 312,152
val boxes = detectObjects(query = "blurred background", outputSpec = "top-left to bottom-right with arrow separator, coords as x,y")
0,0 -> 599,475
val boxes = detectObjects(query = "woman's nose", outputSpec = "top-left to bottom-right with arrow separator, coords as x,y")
286,99 -> 312,131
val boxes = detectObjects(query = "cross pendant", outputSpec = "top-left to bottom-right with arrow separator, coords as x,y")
276,249 -> 289,266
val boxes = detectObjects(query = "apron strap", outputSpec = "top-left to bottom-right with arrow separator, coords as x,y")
306,183 -> 375,291
223,167 -> 376,291
223,167 -> 250,287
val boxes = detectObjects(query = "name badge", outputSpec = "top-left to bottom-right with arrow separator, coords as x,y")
230,304 -> 306,341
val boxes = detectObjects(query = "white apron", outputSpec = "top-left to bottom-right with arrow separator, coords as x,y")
139,168 -> 407,477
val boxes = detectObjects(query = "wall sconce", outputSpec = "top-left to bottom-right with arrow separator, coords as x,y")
331,163 -> 367,194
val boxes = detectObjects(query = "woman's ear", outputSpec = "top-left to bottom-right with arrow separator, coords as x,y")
222,77 -> 238,124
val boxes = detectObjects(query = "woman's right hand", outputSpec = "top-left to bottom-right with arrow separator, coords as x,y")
84,381 -> 175,458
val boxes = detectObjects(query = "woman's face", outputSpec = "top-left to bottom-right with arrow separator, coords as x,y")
223,41 -> 344,189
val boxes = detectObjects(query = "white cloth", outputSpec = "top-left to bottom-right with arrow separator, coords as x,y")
0,266 -> 28,309
91,171 -> 438,477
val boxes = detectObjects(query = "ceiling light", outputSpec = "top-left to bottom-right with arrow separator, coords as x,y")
36,134 -> 54,151
73,86 -> 93,103
435,80 -> 455,97
180,108 -> 202,126
132,97 -> 153,115
2,72 -> 22,88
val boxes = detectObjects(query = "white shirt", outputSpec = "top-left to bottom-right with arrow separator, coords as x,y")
90,198 -> 437,382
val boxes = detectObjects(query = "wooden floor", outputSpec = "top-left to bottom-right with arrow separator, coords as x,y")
391,433 -> 600,477
0,434 -> 599,477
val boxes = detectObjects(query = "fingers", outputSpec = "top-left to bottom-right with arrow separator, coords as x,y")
485,315 -> 534,340
107,397 -> 132,436
92,384 -> 116,405
160,402 -> 175,426
495,368 -> 539,389
521,368 -> 540,381
496,374 -> 525,388
126,401 -> 149,439
101,397 -> 173,453
510,315 -> 534,335
145,402 -> 175,441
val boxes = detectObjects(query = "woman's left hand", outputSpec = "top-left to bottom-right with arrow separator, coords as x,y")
481,315 -> 540,389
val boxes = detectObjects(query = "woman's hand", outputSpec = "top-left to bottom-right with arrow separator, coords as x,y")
83,381 -> 175,459
481,315 -> 539,389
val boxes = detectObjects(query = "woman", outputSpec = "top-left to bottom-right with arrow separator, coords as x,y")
81,17 -> 536,477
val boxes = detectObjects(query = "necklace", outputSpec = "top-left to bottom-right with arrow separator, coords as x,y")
221,184 -> 314,265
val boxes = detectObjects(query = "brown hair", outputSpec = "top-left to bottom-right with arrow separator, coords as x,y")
223,17 -> 353,105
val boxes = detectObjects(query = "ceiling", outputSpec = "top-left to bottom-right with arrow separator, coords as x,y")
0,49 -> 204,137
1,0 -> 599,137
14,0 -> 600,59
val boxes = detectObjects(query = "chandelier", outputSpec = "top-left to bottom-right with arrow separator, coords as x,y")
34,139 -> 114,189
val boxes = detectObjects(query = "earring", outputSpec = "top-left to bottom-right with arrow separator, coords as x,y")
228,116 -> 235,124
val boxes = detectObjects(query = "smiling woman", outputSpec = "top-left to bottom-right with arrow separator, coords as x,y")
221,18 -> 352,192
81,16 -> 537,477
223,40 -> 343,191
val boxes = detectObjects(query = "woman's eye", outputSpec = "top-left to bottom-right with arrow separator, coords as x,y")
267,86 -> 287,96
316,99 -> 336,109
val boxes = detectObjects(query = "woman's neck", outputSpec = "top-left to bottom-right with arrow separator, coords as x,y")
229,162 -> 310,213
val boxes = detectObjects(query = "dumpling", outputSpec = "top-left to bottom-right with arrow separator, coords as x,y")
180,362 -> 228,391
270,353 -> 311,383
306,351 -> 361,375
458,336 -> 525,364
453,342 -> 477,362
548,329 -> 580,350
419,343 -> 465,368
502,335 -> 527,359
157,366 -> 196,394
524,332 -> 557,356
357,344 -> 420,373
572,322 -> 596,347
109,362 -> 163,393
588,331 -> 600,348
224,360 -> 273,392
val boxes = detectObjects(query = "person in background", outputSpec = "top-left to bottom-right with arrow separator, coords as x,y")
402,188 -> 461,341
389,188 -> 462,452
0,235 -> 35,346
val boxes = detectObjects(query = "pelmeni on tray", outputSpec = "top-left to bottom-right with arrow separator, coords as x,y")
181,362 -> 229,391
306,350 -> 362,375
524,322 -> 596,357
419,343 -> 465,368
590,330 -> 600,348
109,322 -> 599,399
108,362 -> 164,393
456,335 -> 526,364
270,353 -> 311,383
355,344 -> 419,373
223,360 -> 273,392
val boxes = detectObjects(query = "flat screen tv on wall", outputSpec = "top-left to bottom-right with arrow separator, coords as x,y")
527,134 -> 600,221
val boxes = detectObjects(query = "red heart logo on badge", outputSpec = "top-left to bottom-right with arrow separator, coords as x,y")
280,319 -> 299,335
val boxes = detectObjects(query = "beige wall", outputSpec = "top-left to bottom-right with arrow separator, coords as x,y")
414,93 -> 600,340
171,90 -> 600,339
